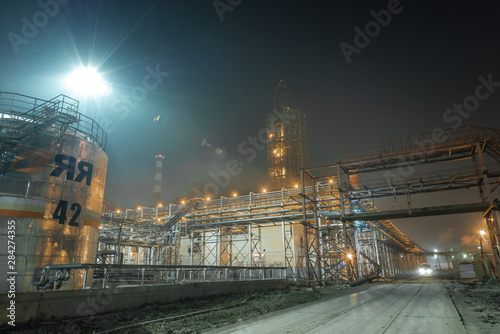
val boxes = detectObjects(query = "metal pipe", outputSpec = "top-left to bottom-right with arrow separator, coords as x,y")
83,268 -> 88,289
349,273 -> 380,287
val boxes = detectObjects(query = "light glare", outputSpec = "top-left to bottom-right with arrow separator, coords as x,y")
65,67 -> 111,97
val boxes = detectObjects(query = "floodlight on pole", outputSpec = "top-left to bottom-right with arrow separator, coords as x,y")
479,230 -> 486,260
65,66 -> 111,97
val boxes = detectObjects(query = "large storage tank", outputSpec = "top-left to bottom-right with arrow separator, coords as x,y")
0,92 -> 107,292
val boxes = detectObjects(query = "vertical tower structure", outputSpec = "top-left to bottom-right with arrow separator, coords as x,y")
267,81 -> 309,189
153,155 -> 164,206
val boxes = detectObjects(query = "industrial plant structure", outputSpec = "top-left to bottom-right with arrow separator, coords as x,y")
1,91 -> 500,325
96,125 -> 500,285
267,81 -> 308,189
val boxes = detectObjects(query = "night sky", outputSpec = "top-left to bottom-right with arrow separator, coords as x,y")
1,0 -> 500,251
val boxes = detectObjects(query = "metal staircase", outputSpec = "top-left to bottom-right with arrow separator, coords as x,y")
0,92 -> 106,174
0,93 -> 76,173
15,104 -> 75,141
485,131 -> 500,164
162,199 -> 198,231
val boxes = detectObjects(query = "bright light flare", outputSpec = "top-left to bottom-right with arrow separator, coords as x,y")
479,230 -> 486,236
65,66 -> 111,97
347,253 -> 353,259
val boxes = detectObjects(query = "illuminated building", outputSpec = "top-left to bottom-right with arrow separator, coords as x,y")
267,80 -> 309,189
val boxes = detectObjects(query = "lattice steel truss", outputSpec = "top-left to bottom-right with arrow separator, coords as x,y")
266,81 -> 308,189
354,222 -> 378,277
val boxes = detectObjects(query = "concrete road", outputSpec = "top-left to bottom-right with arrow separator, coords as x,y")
209,282 -> 466,334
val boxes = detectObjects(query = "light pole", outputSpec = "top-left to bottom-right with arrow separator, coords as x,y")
156,203 -> 162,218
479,230 -> 486,260
137,206 -> 143,222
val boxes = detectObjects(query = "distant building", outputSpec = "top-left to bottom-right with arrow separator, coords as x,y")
266,80 -> 309,189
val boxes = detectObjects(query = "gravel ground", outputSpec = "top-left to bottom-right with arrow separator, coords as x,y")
7,275 -> 497,334
444,279 -> 500,333
3,283 -> 371,334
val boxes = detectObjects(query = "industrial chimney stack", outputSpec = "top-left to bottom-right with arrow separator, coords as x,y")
153,155 -> 164,206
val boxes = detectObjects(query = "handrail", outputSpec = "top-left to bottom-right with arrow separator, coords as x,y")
0,91 -> 107,150
352,163 -> 500,189
33,263 -> 287,290
339,125 -> 500,161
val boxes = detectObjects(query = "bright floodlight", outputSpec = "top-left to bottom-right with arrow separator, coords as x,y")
479,230 -> 486,236
65,66 -> 111,97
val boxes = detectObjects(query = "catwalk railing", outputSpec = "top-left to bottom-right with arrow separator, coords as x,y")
0,91 -> 107,150
33,264 -> 286,290
101,184 -> 418,253
339,126 -> 500,162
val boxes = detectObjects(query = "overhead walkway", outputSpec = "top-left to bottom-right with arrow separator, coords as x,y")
337,126 -> 500,172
